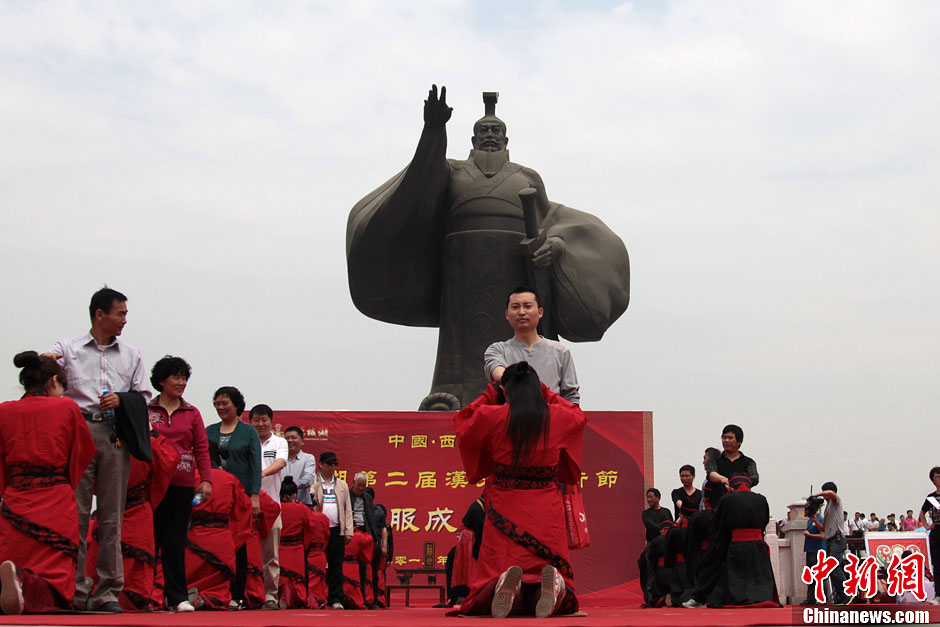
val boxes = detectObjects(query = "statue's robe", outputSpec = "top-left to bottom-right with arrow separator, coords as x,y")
347,124 -> 629,407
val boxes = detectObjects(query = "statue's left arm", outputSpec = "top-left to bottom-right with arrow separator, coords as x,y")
535,189 -> 630,341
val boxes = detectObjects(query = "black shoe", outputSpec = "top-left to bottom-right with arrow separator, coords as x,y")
96,601 -> 124,613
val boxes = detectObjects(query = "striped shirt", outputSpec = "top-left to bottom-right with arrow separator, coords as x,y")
51,333 -> 152,414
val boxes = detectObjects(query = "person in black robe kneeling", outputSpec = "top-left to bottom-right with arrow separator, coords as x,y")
683,474 -> 780,608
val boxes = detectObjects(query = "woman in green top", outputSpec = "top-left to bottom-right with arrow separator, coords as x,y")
207,385 -> 261,608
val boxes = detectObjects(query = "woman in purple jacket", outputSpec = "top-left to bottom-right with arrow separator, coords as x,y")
147,355 -> 212,612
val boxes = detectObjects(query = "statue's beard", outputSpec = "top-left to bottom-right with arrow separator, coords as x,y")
470,149 -> 509,177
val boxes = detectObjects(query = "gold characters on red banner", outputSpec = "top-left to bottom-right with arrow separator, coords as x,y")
389,507 -> 458,533
387,434 -> 457,448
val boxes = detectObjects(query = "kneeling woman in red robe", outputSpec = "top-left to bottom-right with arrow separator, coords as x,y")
453,361 -> 585,618
185,442 -> 252,609
0,351 -> 95,615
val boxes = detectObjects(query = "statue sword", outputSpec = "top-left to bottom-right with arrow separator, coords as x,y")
518,187 -> 555,339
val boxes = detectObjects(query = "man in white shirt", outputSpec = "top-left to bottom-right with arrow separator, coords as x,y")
283,426 -> 317,506
312,451 -> 353,609
251,404 -> 287,609
46,287 -> 152,613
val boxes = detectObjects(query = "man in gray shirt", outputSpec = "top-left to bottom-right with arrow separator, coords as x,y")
811,481 -> 853,604
484,286 -> 580,404
283,426 -> 317,506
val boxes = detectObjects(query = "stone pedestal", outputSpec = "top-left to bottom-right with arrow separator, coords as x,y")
780,500 -> 813,605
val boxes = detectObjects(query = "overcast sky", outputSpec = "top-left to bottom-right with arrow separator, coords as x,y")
2,0 -> 938,523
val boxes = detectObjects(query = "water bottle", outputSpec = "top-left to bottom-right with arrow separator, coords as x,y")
101,389 -> 114,420
192,492 -> 204,507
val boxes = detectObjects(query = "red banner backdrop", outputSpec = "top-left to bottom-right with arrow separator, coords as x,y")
265,410 -> 652,605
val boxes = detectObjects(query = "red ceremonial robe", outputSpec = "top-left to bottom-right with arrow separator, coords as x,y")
85,435 -> 178,610
0,394 -> 95,611
453,384 -> 585,616
185,468 -> 252,609
277,501 -> 321,608
304,510 -> 330,608
342,529 -> 374,608
244,492 -> 280,609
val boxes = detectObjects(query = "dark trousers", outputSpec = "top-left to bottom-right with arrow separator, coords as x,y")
231,545 -> 247,602
804,550 -> 819,602
930,529 -> 940,599
637,548 -> 649,604
825,534 -> 849,603
326,526 -> 344,605
153,485 -> 194,607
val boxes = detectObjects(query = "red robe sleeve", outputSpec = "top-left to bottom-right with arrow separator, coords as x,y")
229,477 -> 253,550
68,402 -> 95,489
149,435 -> 181,508
454,387 -> 504,485
0,425 -> 6,495
541,385 -> 587,485
257,491 -> 282,540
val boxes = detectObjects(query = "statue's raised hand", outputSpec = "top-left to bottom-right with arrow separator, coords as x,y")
424,84 -> 453,128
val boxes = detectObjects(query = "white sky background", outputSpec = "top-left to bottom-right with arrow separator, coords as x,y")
1,0 -> 938,523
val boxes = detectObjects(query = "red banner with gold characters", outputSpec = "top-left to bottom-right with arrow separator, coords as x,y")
264,409 -> 652,605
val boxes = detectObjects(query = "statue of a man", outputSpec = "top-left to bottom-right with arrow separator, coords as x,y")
347,85 -> 629,409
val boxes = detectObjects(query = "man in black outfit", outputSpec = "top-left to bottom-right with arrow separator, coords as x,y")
671,464 -> 702,518
705,424 -> 758,492
638,488 -> 673,606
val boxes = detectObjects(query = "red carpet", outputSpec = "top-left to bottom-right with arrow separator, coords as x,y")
0,606 -> 803,627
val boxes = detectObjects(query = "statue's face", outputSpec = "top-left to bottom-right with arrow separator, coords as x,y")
472,121 -> 508,152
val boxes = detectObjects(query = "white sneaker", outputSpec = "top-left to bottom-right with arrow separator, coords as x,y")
0,561 -> 24,616
331,602 -> 345,609
172,600 -> 195,612
682,598 -> 705,608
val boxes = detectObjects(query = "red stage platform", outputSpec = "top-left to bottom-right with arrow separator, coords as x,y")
0,606 -> 802,627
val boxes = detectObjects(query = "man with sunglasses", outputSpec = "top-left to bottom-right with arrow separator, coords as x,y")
312,452 -> 353,609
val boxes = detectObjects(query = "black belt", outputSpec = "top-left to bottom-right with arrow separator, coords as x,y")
355,525 -> 367,532
81,411 -> 115,424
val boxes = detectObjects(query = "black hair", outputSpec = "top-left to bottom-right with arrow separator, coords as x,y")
213,386 -> 246,415
14,351 -> 67,392
821,481 -> 838,493
150,355 -> 192,392
722,424 -> 744,443
500,362 -> 550,471
208,439 -> 223,469
506,286 -> 541,308
285,426 -> 304,438
704,447 -> 720,459
930,467 -> 940,481
805,496 -> 824,516
88,286 -> 127,323
646,487 -> 661,499
280,475 -> 298,501
679,464 -> 695,476
250,403 -> 274,419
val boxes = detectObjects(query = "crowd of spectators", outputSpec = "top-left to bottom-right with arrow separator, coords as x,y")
0,287 -> 390,615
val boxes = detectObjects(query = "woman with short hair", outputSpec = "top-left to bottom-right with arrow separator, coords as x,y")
206,385 -> 261,609
147,355 -> 212,613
